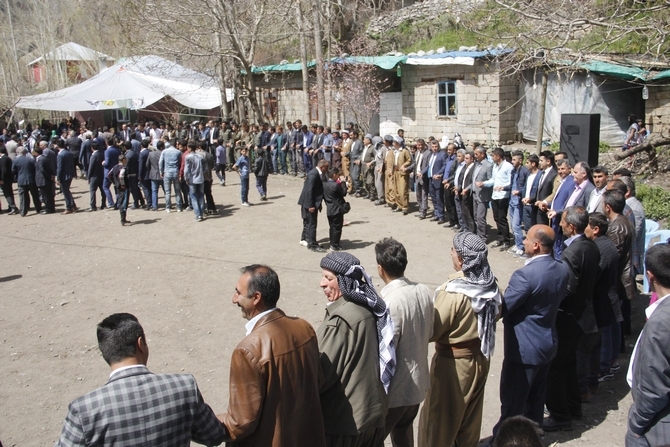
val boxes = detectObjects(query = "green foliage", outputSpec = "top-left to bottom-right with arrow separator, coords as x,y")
599,142 -> 611,153
637,184 -> 670,222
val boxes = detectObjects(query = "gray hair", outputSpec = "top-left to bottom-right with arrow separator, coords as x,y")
556,158 -> 572,168
456,149 -> 466,156
619,176 -> 636,197
18,146 -> 27,155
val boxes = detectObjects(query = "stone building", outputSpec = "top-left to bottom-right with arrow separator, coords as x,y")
251,50 -> 517,144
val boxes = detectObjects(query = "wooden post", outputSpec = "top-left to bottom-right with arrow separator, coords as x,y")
534,69 -> 548,155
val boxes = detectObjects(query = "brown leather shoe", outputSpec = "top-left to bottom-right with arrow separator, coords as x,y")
62,209 -> 73,215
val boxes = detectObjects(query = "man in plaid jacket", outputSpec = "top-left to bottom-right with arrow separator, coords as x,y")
55,313 -> 226,447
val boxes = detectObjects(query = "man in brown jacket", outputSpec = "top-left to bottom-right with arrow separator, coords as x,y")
219,265 -> 326,447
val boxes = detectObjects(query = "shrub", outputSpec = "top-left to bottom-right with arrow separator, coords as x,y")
637,184 -> 670,222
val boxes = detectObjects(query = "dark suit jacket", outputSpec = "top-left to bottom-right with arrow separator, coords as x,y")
125,149 -> 139,176
56,365 -> 226,447
414,149 -> 431,186
561,235 -> 600,333
298,168 -> 325,209
568,180 -> 595,209
0,154 -> 13,185
12,155 -> 36,186
35,155 -> 53,187
57,149 -> 75,182
628,296 -> 670,444
138,148 -> 151,181
535,167 -> 557,202
88,150 -> 104,180
502,255 -> 570,365
323,179 -> 348,216
592,235 -> 619,329
423,151 -> 446,189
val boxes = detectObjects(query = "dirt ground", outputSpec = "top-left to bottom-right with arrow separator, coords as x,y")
0,172 -> 646,446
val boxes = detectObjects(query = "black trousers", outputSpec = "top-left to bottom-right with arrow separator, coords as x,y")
17,184 -> 41,216
39,182 -> 56,212
491,198 -> 511,244
546,311 -> 584,421
429,182 -> 444,219
89,177 -> 106,209
493,359 -> 551,437
461,194 -> 475,232
328,213 -> 344,248
301,207 -> 318,247
444,187 -> 458,224
204,180 -> 215,211
127,175 -> 144,207
2,182 -> 17,211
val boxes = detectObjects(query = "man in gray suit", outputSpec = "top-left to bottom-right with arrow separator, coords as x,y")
626,243 -> 670,447
56,313 -> 226,447
564,162 -> 595,209
472,147 -> 493,242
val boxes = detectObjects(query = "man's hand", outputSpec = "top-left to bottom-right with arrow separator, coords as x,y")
475,181 -> 483,187
547,210 -> 557,219
308,207 -> 316,213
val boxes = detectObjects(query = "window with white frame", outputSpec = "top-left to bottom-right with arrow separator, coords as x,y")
437,80 -> 457,117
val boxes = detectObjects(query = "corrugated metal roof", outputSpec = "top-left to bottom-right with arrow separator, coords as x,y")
28,42 -> 115,66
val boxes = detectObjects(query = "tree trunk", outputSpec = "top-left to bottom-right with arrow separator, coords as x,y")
534,69 -> 548,155
297,1 -> 311,122
245,72 -> 264,124
311,0 -> 327,125
613,135 -> 670,160
215,32 -> 230,120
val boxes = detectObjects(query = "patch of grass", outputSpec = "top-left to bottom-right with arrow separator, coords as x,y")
599,142 -> 611,153
637,184 -> 670,222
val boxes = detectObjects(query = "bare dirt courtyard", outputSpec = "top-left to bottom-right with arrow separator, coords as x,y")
0,173 -> 644,446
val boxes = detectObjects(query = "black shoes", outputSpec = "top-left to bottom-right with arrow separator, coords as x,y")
309,246 -> 326,253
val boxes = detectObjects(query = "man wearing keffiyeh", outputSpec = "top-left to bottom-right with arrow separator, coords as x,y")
317,251 -> 395,447
418,231 -> 501,447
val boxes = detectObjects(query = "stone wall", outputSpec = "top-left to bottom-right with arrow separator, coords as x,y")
645,85 -> 670,135
400,62 -> 517,144
367,0 -> 483,36
379,92 -> 403,135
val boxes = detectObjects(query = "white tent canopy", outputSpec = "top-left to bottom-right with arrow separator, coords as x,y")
17,55 -> 222,112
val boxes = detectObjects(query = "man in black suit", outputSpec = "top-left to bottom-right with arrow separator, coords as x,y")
425,140 -> 446,223
12,146 -> 41,216
79,134 -> 92,180
544,206 -> 600,431
65,130 -> 83,178
138,139 -> 152,210
0,146 -> 18,214
532,151 -> 557,225
459,151 -> 477,233
298,160 -> 328,252
87,140 -> 106,211
322,168 -> 348,252
34,147 -> 56,214
123,141 -> 144,210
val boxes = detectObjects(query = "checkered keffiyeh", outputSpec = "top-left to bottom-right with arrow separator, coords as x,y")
447,231 -> 502,359
321,252 -> 396,393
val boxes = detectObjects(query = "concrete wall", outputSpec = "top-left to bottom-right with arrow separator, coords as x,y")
400,62 -> 517,144
380,92 -> 403,136
645,85 -> 670,135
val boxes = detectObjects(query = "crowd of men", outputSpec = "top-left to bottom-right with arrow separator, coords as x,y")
53,228 -> 670,447
2,117 -> 667,446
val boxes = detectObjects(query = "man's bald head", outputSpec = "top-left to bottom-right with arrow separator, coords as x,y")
525,225 -> 555,256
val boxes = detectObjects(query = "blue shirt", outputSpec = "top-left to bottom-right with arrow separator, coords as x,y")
159,147 -> 182,176
234,155 -> 250,177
